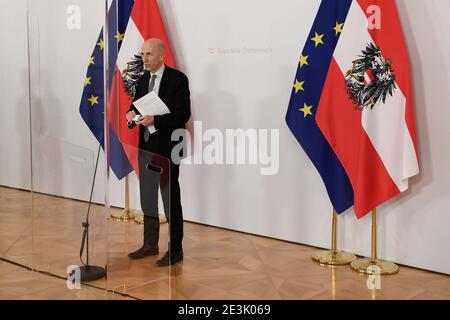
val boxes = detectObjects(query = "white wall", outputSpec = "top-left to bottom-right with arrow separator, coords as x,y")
0,0 -> 31,190
1,0 -> 449,274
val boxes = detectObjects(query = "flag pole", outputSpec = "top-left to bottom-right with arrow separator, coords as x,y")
109,175 -> 167,225
110,175 -> 131,220
311,209 -> 356,265
351,208 -> 399,275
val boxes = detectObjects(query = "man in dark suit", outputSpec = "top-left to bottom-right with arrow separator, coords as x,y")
126,38 -> 190,266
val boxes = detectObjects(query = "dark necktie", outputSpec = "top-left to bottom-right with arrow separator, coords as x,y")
144,74 -> 157,142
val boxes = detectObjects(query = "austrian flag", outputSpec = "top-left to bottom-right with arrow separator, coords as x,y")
286,0 -> 419,218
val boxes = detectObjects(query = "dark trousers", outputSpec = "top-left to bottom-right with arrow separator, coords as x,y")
138,149 -> 183,253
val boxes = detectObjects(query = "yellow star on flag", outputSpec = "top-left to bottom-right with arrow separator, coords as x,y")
311,32 -> 324,47
115,32 -> 124,42
334,22 -> 344,35
299,54 -> 309,68
293,79 -> 305,93
87,94 -> 99,106
97,38 -> 104,50
299,103 -> 313,118
84,77 -> 92,87
88,56 -> 95,65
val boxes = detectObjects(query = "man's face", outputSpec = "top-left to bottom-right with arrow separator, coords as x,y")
142,41 -> 164,73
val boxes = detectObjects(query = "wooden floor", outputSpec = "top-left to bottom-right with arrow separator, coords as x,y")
0,186 -> 449,300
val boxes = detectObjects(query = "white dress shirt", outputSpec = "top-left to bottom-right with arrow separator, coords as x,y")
149,64 -> 165,95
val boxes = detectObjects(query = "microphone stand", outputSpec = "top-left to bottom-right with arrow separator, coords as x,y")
78,144 -> 107,281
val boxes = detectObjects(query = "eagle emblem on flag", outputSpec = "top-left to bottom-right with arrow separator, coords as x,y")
121,53 -> 144,98
345,43 -> 397,110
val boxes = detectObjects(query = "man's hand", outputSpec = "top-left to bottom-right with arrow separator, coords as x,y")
126,110 -> 136,122
136,115 -> 155,127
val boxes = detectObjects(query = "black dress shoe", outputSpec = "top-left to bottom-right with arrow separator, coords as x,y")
156,250 -> 183,266
128,245 -> 158,260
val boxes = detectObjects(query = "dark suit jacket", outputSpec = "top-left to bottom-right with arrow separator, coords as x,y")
128,65 -> 191,158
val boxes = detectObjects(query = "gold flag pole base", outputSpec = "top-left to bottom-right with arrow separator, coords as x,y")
110,208 -> 132,220
111,175 -> 132,221
132,209 -> 144,224
351,258 -> 399,275
132,210 -> 167,225
311,250 -> 357,265
351,208 -> 399,275
311,209 -> 356,265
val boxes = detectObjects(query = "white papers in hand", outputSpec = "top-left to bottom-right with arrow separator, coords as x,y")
132,91 -> 170,133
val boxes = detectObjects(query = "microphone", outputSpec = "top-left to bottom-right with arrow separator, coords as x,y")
127,120 -> 136,129
127,114 -> 141,129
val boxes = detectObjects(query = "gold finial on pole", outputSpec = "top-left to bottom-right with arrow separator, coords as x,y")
311,209 -> 357,265
351,207 -> 399,275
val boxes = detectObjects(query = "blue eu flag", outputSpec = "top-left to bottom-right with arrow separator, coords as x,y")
285,0 -> 354,213
79,0 -> 134,180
